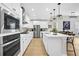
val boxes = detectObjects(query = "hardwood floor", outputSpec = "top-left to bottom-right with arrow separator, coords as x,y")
67,43 -> 75,56
23,37 -> 79,56
67,37 -> 79,56
23,38 -> 48,56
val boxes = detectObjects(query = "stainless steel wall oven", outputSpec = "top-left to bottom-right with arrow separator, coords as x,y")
0,34 -> 20,56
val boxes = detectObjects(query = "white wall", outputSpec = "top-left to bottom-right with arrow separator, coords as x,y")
23,21 -> 33,28
57,16 -> 79,33
33,21 -> 48,28
23,20 -> 48,28
74,21 -> 79,34
2,3 -> 21,16
40,21 -> 48,28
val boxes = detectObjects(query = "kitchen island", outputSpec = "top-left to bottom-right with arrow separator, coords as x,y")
43,32 -> 71,56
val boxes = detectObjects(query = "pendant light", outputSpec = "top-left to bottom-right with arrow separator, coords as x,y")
49,12 -> 53,22
53,9 -> 56,28
53,9 -> 56,20
57,3 -> 62,17
48,12 -> 53,28
21,6 -> 28,24
49,9 -> 56,21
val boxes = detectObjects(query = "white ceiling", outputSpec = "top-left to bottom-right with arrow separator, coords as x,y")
22,3 -> 79,20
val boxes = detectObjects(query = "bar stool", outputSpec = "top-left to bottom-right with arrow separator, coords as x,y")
67,33 -> 76,56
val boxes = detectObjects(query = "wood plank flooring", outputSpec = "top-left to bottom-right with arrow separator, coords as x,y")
23,38 -> 47,56
67,37 -> 79,56
23,38 -> 79,56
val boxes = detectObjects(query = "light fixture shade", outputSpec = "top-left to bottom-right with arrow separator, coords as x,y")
49,12 -> 53,21
53,9 -> 56,20
57,3 -> 61,5
57,3 -> 62,17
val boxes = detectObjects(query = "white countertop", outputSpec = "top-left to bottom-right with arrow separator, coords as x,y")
43,32 -> 73,37
40,31 -> 49,33
0,32 -> 20,37
0,30 -> 24,37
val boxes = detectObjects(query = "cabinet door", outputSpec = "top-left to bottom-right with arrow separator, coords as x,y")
20,34 -> 26,55
20,36 -> 24,55
26,34 -> 30,47
46,37 -> 67,56
47,37 -> 62,56
3,3 -> 20,15
20,33 -> 33,55
23,38 -> 26,52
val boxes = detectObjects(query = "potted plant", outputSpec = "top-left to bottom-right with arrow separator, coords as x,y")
51,27 -> 57,35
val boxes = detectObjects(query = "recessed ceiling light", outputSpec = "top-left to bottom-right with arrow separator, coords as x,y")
46,8 -> 50,12
32,8 -> 34,11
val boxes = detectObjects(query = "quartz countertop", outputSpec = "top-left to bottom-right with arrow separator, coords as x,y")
0,32 -> 20,37
0,30 -> 24,37
43,32 -> 73,37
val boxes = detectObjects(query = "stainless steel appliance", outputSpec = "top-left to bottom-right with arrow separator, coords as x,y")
0,7 -> 1,33
0,34 -> 20,56
4,13 -> 19,29
0,7 -> 20,33
33,25 -> 40,38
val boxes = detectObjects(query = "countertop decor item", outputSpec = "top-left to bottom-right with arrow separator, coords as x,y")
51,27 -> 57,35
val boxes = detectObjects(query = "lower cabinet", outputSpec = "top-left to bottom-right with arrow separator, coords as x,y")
43,34 -> 67,56
19,32 -> 33,56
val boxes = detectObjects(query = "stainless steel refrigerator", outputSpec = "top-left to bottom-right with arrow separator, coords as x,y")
33,25 -> 40,38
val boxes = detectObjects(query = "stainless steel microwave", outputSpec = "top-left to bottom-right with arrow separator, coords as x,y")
0,7 -> 20,33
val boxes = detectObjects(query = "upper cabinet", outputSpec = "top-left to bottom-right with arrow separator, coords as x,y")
2,3 -> 21,16
0,3 -> 22,30
0,3 -> 22,19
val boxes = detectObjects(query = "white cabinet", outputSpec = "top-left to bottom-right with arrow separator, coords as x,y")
20,32 -> 33,55
0,3 -> 22,30
3,3 -> 21,15
32,21 -> 48,28
20,34 -> 26,55
43,33 -> 67,56
0,3 -> 22,20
